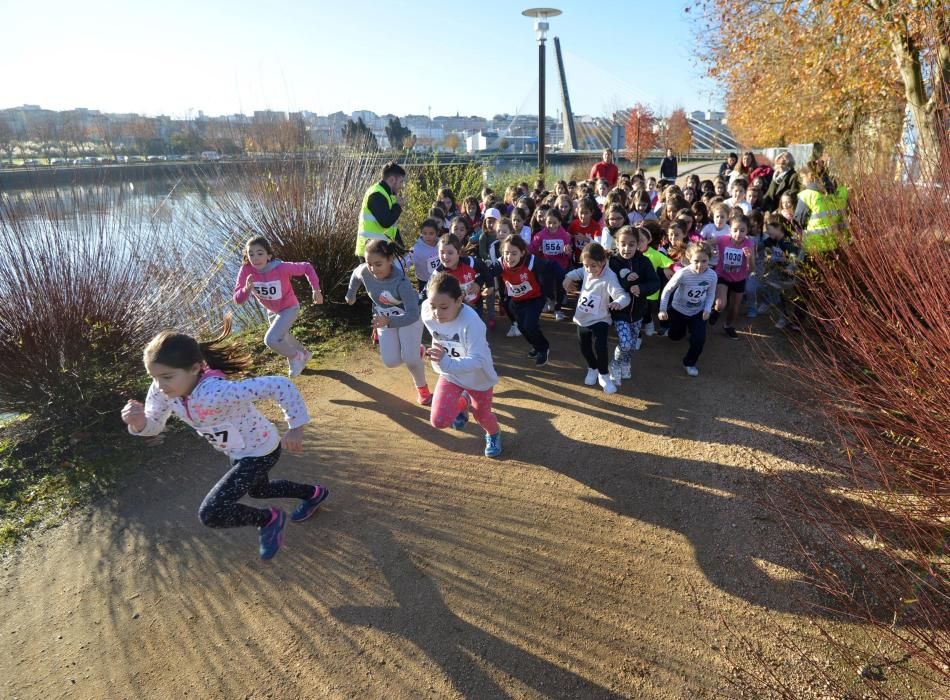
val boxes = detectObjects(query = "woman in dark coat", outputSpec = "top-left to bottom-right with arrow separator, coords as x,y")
764,150 -> 800,211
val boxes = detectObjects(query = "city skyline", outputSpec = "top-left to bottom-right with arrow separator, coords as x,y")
2,0 -> 720,120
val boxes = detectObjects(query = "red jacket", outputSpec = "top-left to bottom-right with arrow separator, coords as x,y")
589,161 -> 619,187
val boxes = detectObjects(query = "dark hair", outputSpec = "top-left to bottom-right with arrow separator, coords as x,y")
420,218 -> 441,233
365,239 -> 399,258
764,212 -> 785,229
429,205 -> 446,219
426,271 -> 463,301
730,213 -> 750,229
437,233 -> 462,251
501,234 -> 529,257
511,204 -> 529,223
381,161 -> 406,179
437,187 -> 455,203
643,220 -> 666,248
691,201 -> 709,226
543,207 -> 562,224
450,216 -> 471,234
614,224 -> 638,244
749,209 -> 764,230
243,236 -> 274,265
731,178 -> 748,190
581,242 -> 608,263
605,203 -> 627,221
144,316 -> 251,376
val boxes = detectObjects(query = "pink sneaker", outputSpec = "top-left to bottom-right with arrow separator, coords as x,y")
416,385 -> 433,406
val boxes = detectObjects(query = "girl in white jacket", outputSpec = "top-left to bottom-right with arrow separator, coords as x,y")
563,242 -> 630,394
120,322 -> 328,561
421,273 -> 502,458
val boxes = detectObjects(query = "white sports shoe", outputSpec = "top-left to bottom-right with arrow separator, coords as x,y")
506,323 -> 522,337
621,362 -> 632,380
288,352 -> 307,378
684,365 -> 700,377
584,368 -> 599,385
644,322 -> 655,337
598,373 -> 618,394
554,310 -> 568,321
543,300 -> 555,313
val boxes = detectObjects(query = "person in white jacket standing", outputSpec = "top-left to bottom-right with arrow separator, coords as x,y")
421,272 -> 502,458
120,323 -> 329,561
562,242 -> 631,394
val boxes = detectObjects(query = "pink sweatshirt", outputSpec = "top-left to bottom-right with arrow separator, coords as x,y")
530,226 -> 573,270
233,260 -> 321,313
715,235 -> 755,283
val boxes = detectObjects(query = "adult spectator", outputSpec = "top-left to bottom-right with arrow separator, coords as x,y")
589,148 -> 619,188
763,150 -> 800,211
718,152 -> 738,180
795,160 -> 848,254
659,148 -> 678,181
355,161 -> 406,259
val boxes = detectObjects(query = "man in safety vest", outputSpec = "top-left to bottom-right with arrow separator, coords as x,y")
795,162 -> 848,255
355,161 -> 407,259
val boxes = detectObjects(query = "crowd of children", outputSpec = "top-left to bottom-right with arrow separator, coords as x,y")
122,156 -> 811,561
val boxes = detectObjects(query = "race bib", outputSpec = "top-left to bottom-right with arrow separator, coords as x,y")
682,284 -> 709,308
437,340 -> 464,359
542,239 -> 564,256
461,281 -> 479,303
723,247 -> 745,272
253,279 -> 282,300
576,293 -> 601,316
197,423 -> 245,452
506,280 -> 532,298
427,255 -> 440,272
374,304 -> 405,318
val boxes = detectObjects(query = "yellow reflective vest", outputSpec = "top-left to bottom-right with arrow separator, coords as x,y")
798,185 -> 848,254
355,183 -> 399,257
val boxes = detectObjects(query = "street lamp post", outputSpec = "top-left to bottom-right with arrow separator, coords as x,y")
522,7 -> 561,180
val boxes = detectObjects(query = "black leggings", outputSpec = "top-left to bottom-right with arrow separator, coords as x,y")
577,322 -> 610,373
198,446 -> 313,528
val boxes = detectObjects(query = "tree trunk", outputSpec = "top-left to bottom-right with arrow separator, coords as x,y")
888,27 -> 942,181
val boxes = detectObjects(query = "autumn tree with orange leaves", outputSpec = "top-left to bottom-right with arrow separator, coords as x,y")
691,0 -> 948,178
667,108 -> 694,156
622,103 -> 657,168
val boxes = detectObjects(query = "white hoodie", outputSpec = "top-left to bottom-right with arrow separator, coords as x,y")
421,303 -> 498,392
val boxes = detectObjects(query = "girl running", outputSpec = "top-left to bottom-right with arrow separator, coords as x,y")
709,213 -> 755,339
410,218 -> 442,297
422,273 -> 503,458
569,198 -> 602,264
435,233 -> 494,327
608,227 -> 660,379
562,243 -> 630,394
530,208 -> 573,320
121,322 -> 328,561
233,236 -> 323,378
346,239 -> 432,405
658,242 -> 718,377
490,235 -> 552,366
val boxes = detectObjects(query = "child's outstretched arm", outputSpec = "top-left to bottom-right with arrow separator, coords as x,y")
344,265 -> 365,305
285,262 -> 323,304
221,376 -> 310,453
233,266 -> 253,305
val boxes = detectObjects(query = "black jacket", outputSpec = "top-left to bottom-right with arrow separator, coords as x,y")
609,252 -> 659,322
763,170 -> 800,212
659,156 -> 678,180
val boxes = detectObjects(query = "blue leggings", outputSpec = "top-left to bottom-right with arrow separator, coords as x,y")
198,446 -> 313,528
614,318 -> 642,364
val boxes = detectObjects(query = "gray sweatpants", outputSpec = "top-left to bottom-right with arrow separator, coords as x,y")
378,319 -> 426,387
265,305 -> 306,358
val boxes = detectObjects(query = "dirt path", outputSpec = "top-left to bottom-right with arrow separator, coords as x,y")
0,314 -> 874,698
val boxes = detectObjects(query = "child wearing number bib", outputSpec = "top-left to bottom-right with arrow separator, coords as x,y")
529,208 -> 573,321
410,218 -> 442,299
435,233 -> 495,327
710,213 -> 755,339
421,273 -> 502,458
233,236 -> 324,378
562,243 -> 630,394
489,235 -> 553,366
346,239 -> 432,405
120,322 -> 328,561
658,242 -> 719,377
608,227 -> 661,380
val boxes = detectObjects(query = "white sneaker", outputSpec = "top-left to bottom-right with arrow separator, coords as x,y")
684,365 -> 699,377
288,352 -> 306,377
506,323 -> 522,337
644,322 -> 655,336
554,310 -> 568,321
543,300 -> 555,313
584,368 -> 599,385
621,362 -> 632,380
598,373 -> 617,394
613,346 -> 622,363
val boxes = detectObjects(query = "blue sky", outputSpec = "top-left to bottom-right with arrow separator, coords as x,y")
3,0 -> 720,118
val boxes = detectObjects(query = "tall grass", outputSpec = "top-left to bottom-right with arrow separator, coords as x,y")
402,158 -> 484,244
734,164 -> 950,697
0,186 -> 207,432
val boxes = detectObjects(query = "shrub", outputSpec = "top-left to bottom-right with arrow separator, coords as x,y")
402,158 -> 484,246
0,186 -> 200,431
